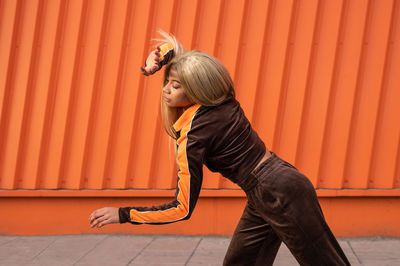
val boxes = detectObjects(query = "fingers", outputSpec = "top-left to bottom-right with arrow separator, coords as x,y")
141,48 -> 162,76
140,64 -> 160,76
89,207 -> 119,229
88,210 -> 98,224
90,214 -> 110,228
154,50 -> 161,62
93,217 -> 109,228
89,208 -> 108,228
89,210 -> 102,228
97,218 -> 112,228
140,66 -> 150,76
90,216 -> 103,228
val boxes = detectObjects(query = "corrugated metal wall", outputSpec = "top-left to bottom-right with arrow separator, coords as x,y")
0,0 -> 399,192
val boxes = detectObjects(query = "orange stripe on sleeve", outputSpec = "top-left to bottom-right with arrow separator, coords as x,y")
129,105 -> 201,224
159,43 -> 174,61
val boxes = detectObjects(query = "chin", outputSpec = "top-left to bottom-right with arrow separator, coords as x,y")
166,103 -> 180,108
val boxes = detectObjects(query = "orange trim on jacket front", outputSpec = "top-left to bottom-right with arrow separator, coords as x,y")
129,104 -> 201,223
173,104 -> 201,132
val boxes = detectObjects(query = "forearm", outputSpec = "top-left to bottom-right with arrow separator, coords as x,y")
118,199 -> 188,225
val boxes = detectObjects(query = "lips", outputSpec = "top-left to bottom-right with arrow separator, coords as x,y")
163,95 -> 171,103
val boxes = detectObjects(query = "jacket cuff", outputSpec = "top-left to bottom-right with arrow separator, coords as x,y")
159,42 -> 174,65
118,207 -> 131,223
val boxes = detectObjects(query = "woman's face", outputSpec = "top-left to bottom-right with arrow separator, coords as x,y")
162,69 -> 193,108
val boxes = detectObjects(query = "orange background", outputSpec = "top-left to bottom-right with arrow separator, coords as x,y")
0,0 -> 399,236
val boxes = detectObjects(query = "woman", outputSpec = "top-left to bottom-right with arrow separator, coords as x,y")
89,32 -> 350,265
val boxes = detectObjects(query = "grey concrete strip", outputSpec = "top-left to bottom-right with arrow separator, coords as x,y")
1,235 -> 399,265
187,237 -> 361,266
0,235 -> 17,246
273,243 -> 299,266
186,237 -> 231,266
131,251 -> 191,265
184,236 -> 203,265
26,235 -> 106,266
0,236 -> 57,266
129,236 -> 201,265
74,235 -> 153,266
338,240 -> 362,266
349,237 -> 400,266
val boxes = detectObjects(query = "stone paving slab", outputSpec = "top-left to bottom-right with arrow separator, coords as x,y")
0,236 -> 58,265
0,235 -> 399,265
27,235 -> 106,266
130,236 -> 201,265
347,238 -> 400,266
337,240 -> 361,266
0,236 -> 16,246
186,237 -> 230,266
75,235 -> 154,266
272,243 -> 300,266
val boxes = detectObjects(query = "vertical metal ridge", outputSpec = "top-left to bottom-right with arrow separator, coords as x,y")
14,0 -> 45,189
125,0 -> 155,188
0,0 -> 9,115
35,0 -> 67,189
232,0 -> 250,86
102,0 -> 133,189
342,0 -> 373,188
272,0 -> 300,152
394,134 -> 400,188
58,0 -> 88,189
148,112 -> 162,189
212,0 -> 226,57
367,0 -> 397,188
147,1 -> 163,189
148,0 -> 179,189
294,0 -> 324,167
114,0 -> 142,189
80,0 -> 112,189
0,0 -> 4,28
169,0 -> 180,34
190,0 -> 201,49
391,0 -> 400,189
0,0 -> 23,189
137,0 -> 160,189
296,0 -> 345,187
252,0 -> 275,129
317,0 -> 348,188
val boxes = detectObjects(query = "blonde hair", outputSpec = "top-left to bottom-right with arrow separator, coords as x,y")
155,30 -> 185,57
158,33 -> 235,139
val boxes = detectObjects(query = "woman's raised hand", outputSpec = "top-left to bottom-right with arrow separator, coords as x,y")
89,207 -> 120,228
140,46 -> 162,76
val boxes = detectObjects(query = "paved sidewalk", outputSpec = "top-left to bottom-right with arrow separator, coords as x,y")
0,235 -> 399,265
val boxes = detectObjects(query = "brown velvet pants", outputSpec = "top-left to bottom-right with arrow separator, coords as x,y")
223,153 -> 350,266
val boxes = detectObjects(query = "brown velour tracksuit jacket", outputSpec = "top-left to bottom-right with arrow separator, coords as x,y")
118,96 -> 266,224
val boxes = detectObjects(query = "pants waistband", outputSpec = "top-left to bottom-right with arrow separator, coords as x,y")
238,152 -> 280,193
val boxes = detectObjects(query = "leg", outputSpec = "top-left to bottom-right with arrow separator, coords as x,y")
224,201 -> 282,266
251,164 -> 350,266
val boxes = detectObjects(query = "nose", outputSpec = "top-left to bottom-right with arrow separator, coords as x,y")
162,84 -> 171,94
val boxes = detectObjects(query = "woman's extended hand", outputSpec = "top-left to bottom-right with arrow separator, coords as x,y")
140,46 -> 161,76
89,207 -> 120,228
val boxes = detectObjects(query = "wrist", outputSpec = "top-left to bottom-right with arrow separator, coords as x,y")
118,207 -> 131,223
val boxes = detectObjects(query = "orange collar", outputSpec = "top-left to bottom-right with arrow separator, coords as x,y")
172,104 -> 201,132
